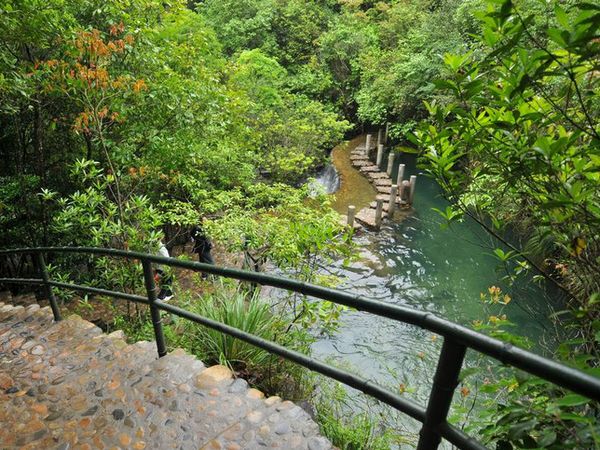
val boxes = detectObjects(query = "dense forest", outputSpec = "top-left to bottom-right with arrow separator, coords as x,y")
0,0 -> 599,448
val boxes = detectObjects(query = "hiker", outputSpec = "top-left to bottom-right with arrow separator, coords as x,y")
191,225 -> 214,278
154,242 -> 173,301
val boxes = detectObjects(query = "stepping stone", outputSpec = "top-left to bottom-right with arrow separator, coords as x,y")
359,165 -> 380,173
352,160 -> 371,167
367,172 -> 389,180
355,208 -> 386,229
374,178 -> 392,187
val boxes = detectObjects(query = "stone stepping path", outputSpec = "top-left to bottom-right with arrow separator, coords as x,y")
0,302 -> 332,450
349,139 -> 413,229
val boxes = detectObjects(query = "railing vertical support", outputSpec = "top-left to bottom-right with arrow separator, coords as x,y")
416,338 -> 467,450
35,252 -> 62,321
142,258 -> 167,357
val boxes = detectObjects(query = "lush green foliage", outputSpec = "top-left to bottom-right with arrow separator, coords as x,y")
416,0 -> 600,335
415,1 -> 600,448
2,0 -> 600,448
315,379 -> 397,450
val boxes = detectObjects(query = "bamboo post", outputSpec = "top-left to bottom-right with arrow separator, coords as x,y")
347,205 -> 356,227
409,175 -> 417,205
365,134 -> 372,155
375,199 -> 383,229
387,152 -> 395,176
384,123 -> 389,144
397,163 -> 405,186
401,180 -> 411,202
389,184 -> 398,216
376,144 -> 384,167
377,128 -> 383,147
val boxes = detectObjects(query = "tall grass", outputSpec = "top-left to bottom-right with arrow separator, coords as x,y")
165,280 -> 314,399
183,284 -> 281,370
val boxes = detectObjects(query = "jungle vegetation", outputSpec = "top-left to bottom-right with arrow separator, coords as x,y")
0,0 -> 598,448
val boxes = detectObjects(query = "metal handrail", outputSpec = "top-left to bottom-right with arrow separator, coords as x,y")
0,246 -> 598,450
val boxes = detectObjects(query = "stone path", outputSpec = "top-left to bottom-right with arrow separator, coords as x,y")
0,301 -> 333,450
349,145 -> 409,229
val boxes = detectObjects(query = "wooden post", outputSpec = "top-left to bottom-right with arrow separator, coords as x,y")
375,199 -> 383,229
365,134 -> 372,155
377,128 -> 383,147
389,184 -> 398,216
387,151 -> 395,176
384,123 -> 389,144
347,205 -> 356,227
397,163 -> 405,186
401,180 -> 411,203
409,175 -> 417,205
376,144 -> 384,167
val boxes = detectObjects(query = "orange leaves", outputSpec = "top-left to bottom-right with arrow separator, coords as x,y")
109,22 -> 125,37
74,29 -> 130,61
128,166 -> 149,178
132,79 -> 147,93
73,111 -> 91,133
39,25 -> 147,135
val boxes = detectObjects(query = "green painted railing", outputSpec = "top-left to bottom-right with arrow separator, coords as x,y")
1,247 -> 599,450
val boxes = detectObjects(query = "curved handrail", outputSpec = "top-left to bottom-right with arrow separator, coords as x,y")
1,246 -> 599,450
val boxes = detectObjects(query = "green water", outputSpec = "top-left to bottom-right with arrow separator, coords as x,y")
312,138 -> 563,443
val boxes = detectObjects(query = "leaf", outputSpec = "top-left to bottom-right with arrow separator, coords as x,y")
538,430 -> 557,447
508,419 -> 538,440
554,394 -> 590,407
555,5 -> 571,30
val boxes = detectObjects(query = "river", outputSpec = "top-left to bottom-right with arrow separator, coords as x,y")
311,136 -> 563,445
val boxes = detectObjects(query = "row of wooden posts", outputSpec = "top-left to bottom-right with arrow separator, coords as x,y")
347,127 -> 417,229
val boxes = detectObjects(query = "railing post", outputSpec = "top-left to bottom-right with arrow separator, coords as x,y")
347,205 -> 356,227
416,338 -> 467,450
396,163 -> 405,187
376,144 -> 384,167
142,258 -> 167,357
409,175 -> 418,205
389,184 -> 398,217
375,199 -> 383,229
387,152 -> 395,176
35,252 -> 61,321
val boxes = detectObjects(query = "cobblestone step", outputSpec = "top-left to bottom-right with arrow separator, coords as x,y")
0,302 -> 333,450
358,165 -> 380,173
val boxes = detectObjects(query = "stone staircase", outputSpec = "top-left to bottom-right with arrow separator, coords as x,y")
0,300 -> 333,450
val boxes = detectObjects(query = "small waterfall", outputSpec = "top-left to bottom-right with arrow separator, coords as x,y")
312,164 -> 340,194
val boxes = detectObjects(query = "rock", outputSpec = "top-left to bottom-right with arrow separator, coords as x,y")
308,436 -> 332,450
0,373 -> 14,389
194,365 -> 232,388
275,422 -> 291,435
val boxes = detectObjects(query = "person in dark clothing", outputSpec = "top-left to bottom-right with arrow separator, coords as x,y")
191,225 -> 214,277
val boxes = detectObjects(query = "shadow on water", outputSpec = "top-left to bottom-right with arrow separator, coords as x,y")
310,137 -> 564,445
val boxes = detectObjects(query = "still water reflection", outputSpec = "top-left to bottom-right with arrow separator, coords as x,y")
310,138 -> 562,444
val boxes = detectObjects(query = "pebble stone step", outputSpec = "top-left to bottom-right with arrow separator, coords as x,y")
0,301 -> 333,450
355,209 -> 388,228
358,165 -> 380,173
365,172 -> 389,181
